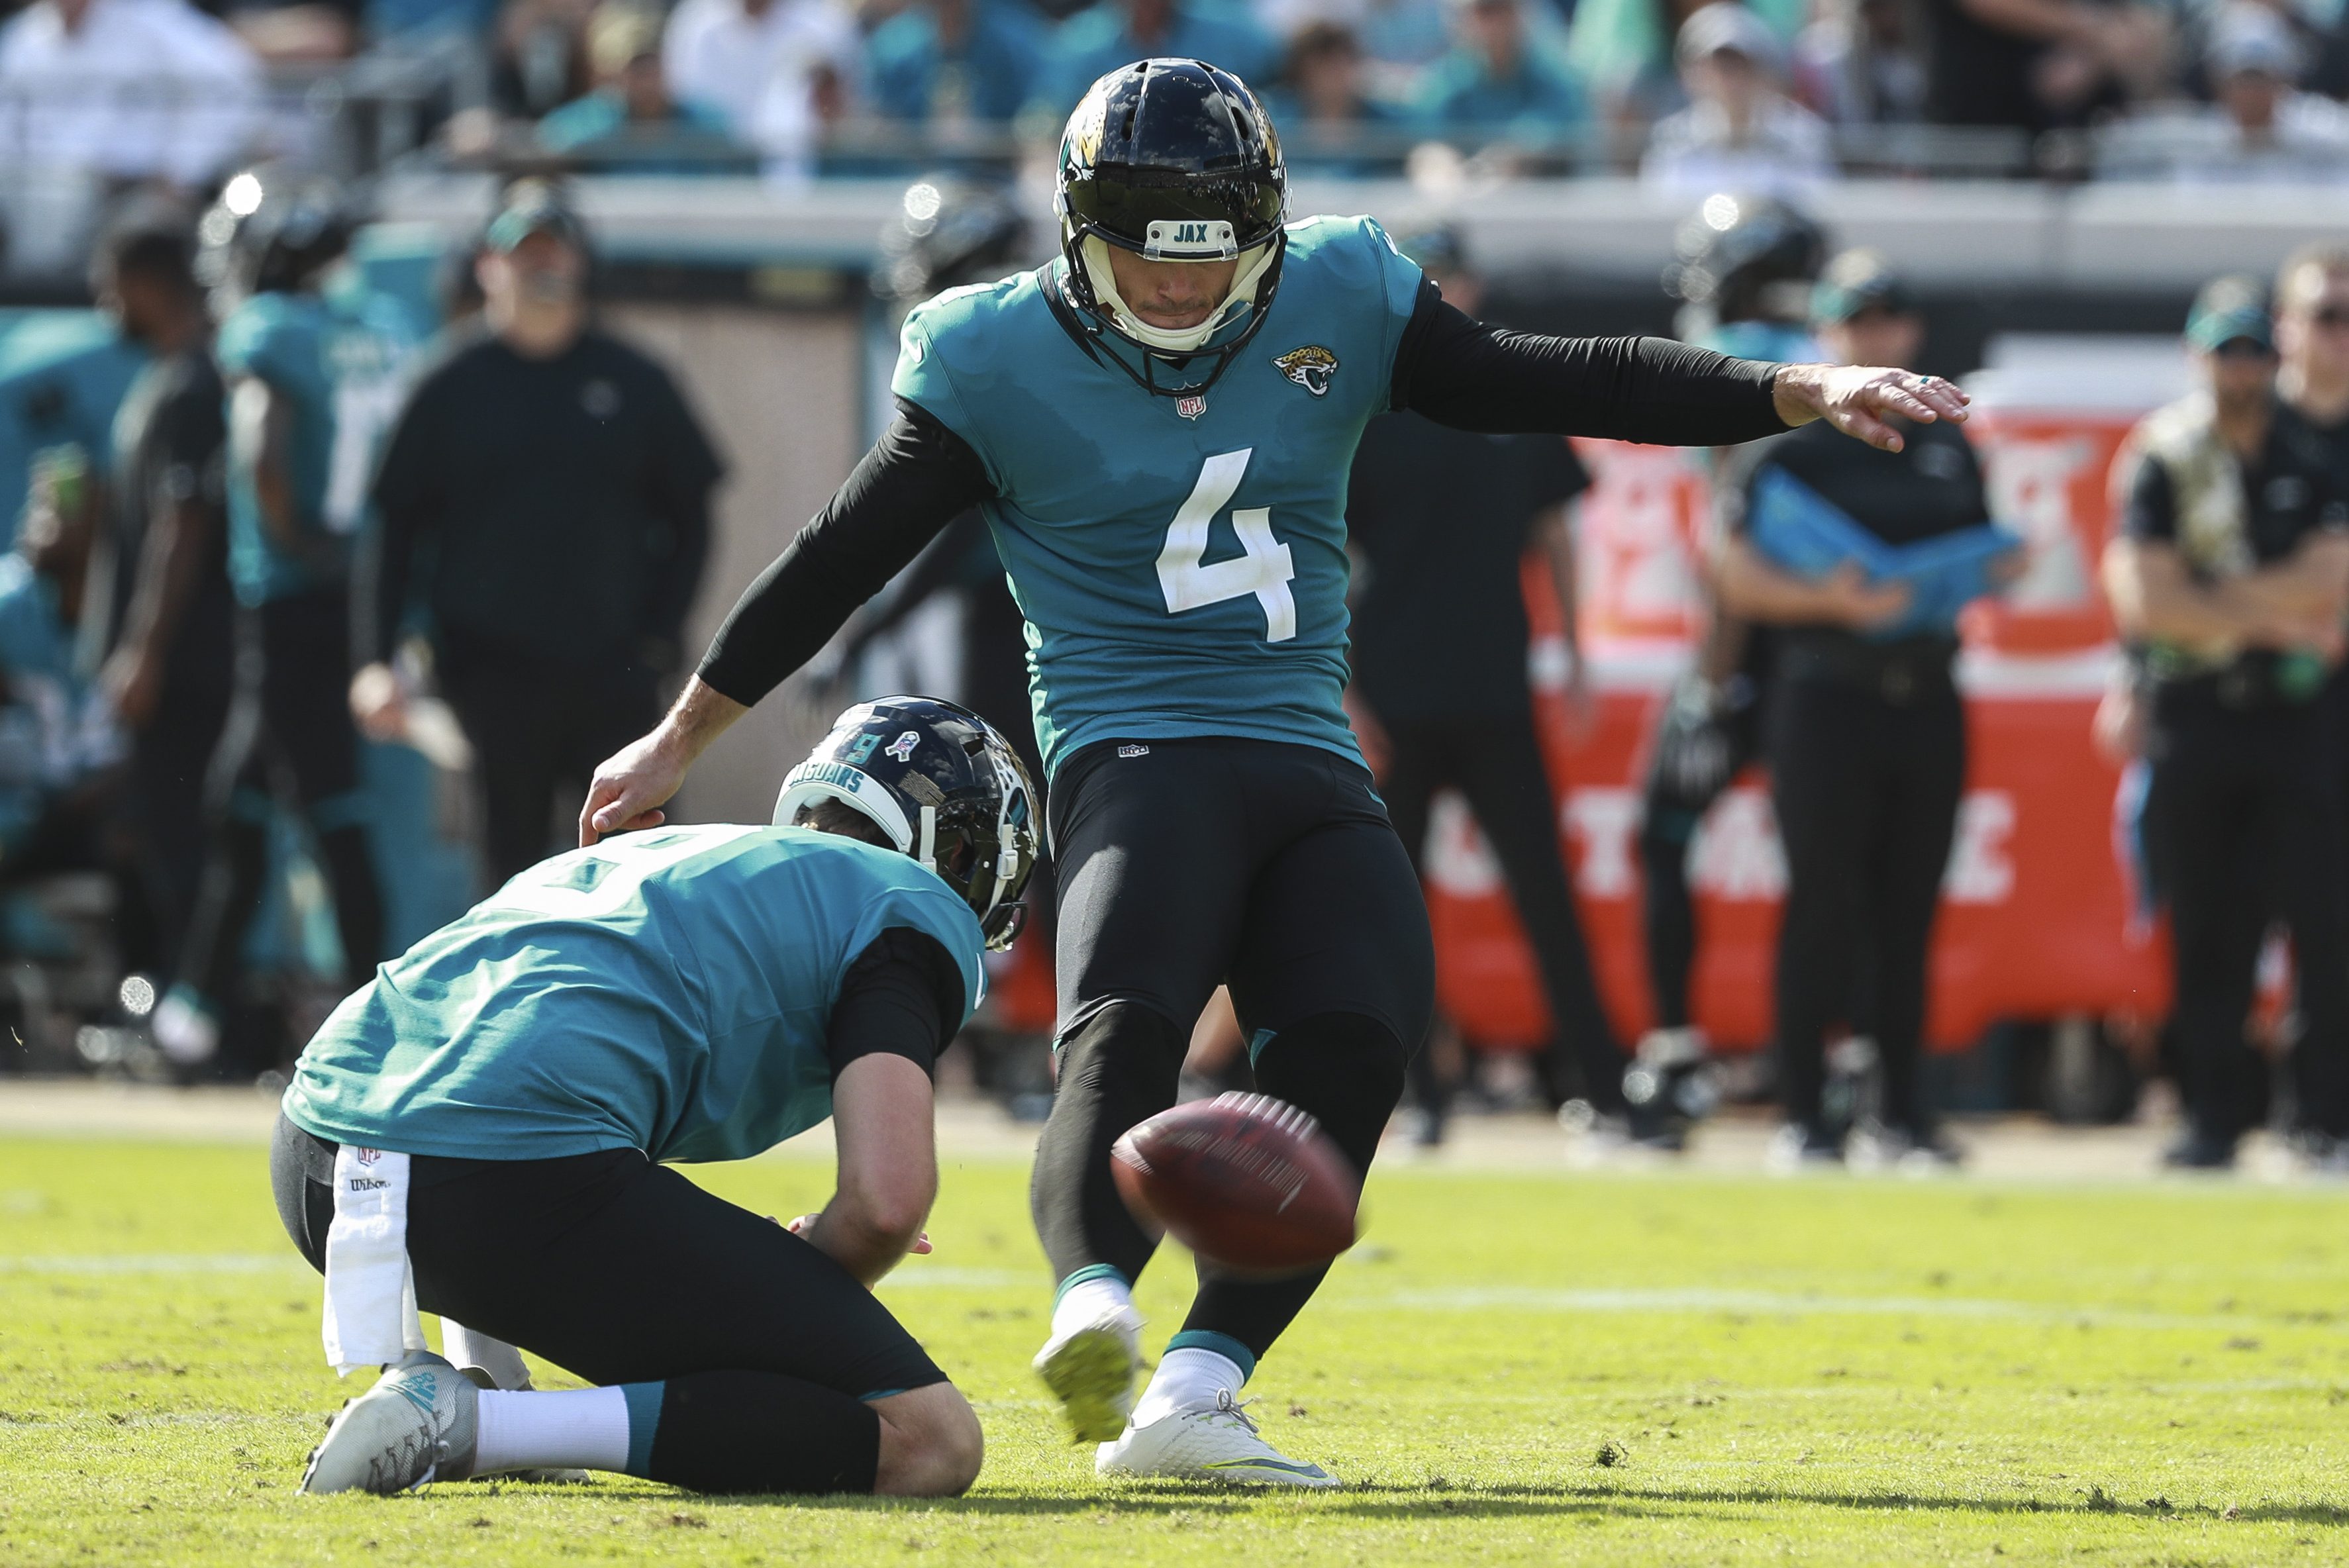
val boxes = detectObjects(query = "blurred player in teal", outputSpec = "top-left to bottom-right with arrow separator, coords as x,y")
279,697 -> 1037,1497
581,60 -> 1965,1485
151,172 -> 415,1075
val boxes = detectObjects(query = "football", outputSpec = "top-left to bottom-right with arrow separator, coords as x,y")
1109,1092 -> 1360,1275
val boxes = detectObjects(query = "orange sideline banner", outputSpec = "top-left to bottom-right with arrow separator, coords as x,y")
1421,424 -> 2170,1054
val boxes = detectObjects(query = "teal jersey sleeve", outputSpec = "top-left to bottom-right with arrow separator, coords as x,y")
280,824 -> 986,1165
890,280 -> 1017,490
216,293 -> 317,391
218,289 -> 416,605
876,218 -> 1424,776
1341,215 -> 1426,411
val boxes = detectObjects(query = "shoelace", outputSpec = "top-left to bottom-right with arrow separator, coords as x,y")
1209,1389 -> 1262,1436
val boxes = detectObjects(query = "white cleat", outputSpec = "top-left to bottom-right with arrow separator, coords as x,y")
300,1349 -> 478,1495
1096,1391 -> 1339,1488
1032,1304 -> 1144,1444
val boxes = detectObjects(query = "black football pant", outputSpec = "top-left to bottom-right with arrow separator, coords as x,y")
2154,695 -> 2349,1144
272,1115 -> 938,1493
439,645 -> 660,890
1767,677 -> 1964,1138
1638,694 -> 1764,1032
175,590 -> 381,1065
1033,737 -> 1432,1365
1379,705 -> 1624,1114
117,655 -> 232,977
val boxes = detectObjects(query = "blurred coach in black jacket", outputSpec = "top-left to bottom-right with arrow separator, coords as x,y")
352,185 -> 721,886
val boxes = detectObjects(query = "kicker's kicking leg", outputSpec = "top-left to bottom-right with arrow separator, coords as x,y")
1027,1000 -> 1187,1443
1097,1011 -> 1409,1488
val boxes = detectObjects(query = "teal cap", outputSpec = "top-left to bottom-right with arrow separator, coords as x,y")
484,183 -> 587,256
1811,248 -> 1911,326
2185,274 -> 2273,352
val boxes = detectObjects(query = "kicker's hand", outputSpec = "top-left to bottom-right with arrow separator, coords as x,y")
1773,364 -> 1970,453
579,728 -> 684,844
580,677 -> 750,846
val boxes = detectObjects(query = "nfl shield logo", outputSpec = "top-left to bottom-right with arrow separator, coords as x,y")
1177,395 -> 1207,421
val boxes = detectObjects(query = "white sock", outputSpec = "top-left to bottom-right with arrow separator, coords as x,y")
1131,1346 -> 1244,1426
1050,1273 -> 1135,1341
471,1387 -> 632,1477
441,1322 -> 533,1391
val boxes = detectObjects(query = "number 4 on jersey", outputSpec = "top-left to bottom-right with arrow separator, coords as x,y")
1155,448 -> 1297,642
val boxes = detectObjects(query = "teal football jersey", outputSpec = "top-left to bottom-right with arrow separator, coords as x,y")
217,286 -> 417,606
281,824 -> 987,1164
893,215 -> 1424,775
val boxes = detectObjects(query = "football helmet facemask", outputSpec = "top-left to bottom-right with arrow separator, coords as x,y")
1055,56 -> 1287,399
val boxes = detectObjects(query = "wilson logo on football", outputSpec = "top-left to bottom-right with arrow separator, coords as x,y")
1273,346 -> 1338,397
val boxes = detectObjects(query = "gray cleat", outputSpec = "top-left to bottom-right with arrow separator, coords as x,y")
300,1349 -> 478,1495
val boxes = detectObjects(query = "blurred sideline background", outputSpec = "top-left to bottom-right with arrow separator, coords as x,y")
2,0 -> 2346,1137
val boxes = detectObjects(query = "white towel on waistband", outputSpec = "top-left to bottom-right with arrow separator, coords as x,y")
321,1144 -> 426,1377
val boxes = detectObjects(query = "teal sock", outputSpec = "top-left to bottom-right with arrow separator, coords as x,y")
619,1381 -> 665,1477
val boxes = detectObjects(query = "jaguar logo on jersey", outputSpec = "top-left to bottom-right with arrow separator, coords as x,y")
1177,394 -> 1208,421
885,730 -> 921,762
1274,346 -> 1339,397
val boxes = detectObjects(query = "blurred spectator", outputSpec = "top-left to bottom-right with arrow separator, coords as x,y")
1413,0 -> 1589,140
89,215 -> 235,981
2097,5 -> 2349,182
1261,21 -> 1410,171
1568,0 -> 1801,128
1793,0 -> 1926,124
663,0 -> 861,175
1028,0 -> 1278,122
0,0 -> 262,197
2277,245 -> 2349,470
2102,277 -> 2349,1169
1920,0 -> 2172,132
219,3 -> 359,65
1643,3 -> 1834,193
866,0 -> 1044,126
493,0 -> 595,119
540,3 -> 738,170
1260,0 -> 1450,84
357,187 -> 720,889
369,0 -> 499,43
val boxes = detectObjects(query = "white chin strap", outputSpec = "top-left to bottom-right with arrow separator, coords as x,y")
1080,234 -> 1277,355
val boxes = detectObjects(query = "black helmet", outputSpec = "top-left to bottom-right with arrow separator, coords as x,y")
197,167 -> 354,301
877,175 -> 1030,304
1662,194 -> 1827,326
774,696 -> 1040,951
1055,57 -> 1287,399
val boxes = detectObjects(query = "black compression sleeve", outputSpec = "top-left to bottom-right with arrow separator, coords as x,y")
823,926 -> 968,1081
695,401 -> 995,705
1389,279 -> 1791,447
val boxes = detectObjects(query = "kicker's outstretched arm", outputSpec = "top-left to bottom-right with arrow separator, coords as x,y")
1389,281 -> 1967,453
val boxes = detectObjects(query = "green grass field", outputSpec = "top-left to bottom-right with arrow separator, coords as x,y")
7,1130 -> 2349,1565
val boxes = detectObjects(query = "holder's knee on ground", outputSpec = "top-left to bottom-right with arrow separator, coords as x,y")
874,1383 -> 984,1497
